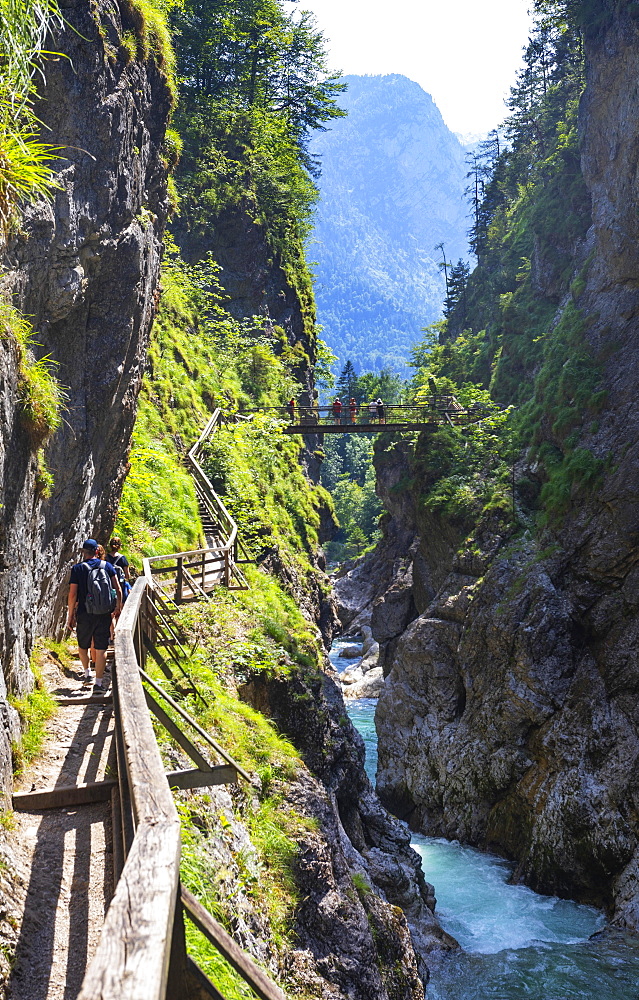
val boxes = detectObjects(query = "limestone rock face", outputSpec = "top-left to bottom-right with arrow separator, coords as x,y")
375,9 -> 639,926
239,661 -> 457,988
342,667 -> 384,700
0,0 -> 171,797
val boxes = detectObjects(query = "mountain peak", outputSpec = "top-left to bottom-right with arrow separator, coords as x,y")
310,75 -> 469,374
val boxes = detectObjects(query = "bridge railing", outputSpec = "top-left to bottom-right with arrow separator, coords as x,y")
238,397 -> 488,428
144,409 -> 249,598
79,576 -> 285,1000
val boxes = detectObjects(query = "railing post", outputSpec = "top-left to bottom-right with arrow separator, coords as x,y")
224,549 -> 230,588
176,557 -> 184,604
165,892 -> 189,1000
201,551 -> 206,591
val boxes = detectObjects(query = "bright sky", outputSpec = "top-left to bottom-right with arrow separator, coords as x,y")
297,0 -> 534,138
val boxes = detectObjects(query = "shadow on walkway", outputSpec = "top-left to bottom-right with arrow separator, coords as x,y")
9,700 -> 115,1000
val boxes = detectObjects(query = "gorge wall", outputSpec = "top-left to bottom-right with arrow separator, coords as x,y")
356,4 -> 639,926
0,4 -> 452,993
0,0 -> 171,790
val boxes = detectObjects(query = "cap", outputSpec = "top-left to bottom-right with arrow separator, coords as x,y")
82,538 -> 98,552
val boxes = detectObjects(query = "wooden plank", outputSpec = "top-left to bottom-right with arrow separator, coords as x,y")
79,823 -> 181,1000
139,670 -> 253,783
112,678 -> 135,861
145,603 -> 188,659
111,785 -> 124,890
143,688 -> 213,773
181,888 -> 286,1000
56,694 -> 112,706
13,779 -> 116,811
142,616 -> 207,705
79,578 -> 182,1000
186,956 -> 225,1000
166,766 -> 237,790
182,567 -> 212,603
166,893 -> 189,1000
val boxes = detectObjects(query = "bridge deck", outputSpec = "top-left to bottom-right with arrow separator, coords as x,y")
237,397 -> 487,435
284,421 -> 438,434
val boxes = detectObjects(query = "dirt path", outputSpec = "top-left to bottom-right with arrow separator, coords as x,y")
7,652 -> 116,1000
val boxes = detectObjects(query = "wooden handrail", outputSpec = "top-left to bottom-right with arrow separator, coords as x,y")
79,578 -> 182,1000
143,409 -> 250,599
79,577 -> 285,999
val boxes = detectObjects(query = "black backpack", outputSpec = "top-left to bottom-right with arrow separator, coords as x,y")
111,554 -> 132,601
85,561 -> 117,615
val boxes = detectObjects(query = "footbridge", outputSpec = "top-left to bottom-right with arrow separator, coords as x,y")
241,396 -> 487,434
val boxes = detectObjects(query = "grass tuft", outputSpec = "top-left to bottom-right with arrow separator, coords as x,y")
10,643 -> 56,776
0,295 -> 66,448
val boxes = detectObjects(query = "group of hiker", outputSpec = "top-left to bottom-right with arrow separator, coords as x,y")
66,536 -> 131,690
286,397 -> 387,425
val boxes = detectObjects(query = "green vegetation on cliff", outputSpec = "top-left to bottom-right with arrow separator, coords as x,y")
408,2 -> 604,528
0,0 -> 64,237
170,0 -> 344,351
111,2 -> 342,988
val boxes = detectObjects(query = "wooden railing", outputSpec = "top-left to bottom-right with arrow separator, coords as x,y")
78,413 -> 288,997
144,409 -> 249,599
79,577 -> 285,1000
239,397 -> 490,434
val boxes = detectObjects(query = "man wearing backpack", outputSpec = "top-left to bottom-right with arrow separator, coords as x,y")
67,539 -> 122,689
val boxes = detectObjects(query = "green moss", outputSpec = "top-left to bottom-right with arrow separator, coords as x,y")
538,447 -> 605,525
11,645 -> 57,775
351,872 -> 372,900
34,448 -> 54,498
0,296 -> 65,449
120,0 -> 178,101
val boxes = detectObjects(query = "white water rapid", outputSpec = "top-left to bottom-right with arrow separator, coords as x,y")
330,639 -> 639,999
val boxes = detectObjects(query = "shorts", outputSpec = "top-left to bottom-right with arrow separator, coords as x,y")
76,612 -> 112,651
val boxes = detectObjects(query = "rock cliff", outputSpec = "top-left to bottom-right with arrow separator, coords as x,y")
373,7 -> 639,926
0,0 -> 171,790
239,658 -> 457,991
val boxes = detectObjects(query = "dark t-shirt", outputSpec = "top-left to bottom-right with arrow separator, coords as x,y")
69,558 -> 116,615
106,551 -> 129,570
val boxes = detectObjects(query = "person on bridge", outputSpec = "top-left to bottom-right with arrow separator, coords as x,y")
332,397 -> 342,424
287,397 -> 295,422
67,539 -> 122,689
368,400 -> 377,422
349,398 -> 357,424
376,398 -> 386,424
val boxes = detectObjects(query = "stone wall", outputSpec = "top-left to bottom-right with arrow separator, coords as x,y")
0,0 -> 171,792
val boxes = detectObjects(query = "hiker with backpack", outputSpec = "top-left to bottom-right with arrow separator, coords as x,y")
106,535 -> 131,602
67,538 -> 122,689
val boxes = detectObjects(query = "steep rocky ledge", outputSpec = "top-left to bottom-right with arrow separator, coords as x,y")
371,7 -> 639,928
0,0 -> 171,789
240,657 -> 457,993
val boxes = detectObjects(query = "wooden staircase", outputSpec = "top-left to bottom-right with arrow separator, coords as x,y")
144,410 -> 250,601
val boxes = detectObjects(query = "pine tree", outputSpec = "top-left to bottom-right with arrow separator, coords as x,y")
336,360 -> 357,400
444,259 -> 470,320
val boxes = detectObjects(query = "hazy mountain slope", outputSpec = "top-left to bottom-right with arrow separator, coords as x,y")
310,74 -> 469,374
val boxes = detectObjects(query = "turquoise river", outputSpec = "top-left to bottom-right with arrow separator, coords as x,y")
330,640 -> 639,999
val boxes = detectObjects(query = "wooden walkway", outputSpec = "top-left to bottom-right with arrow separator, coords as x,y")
144,410 -> 250,603
10,410 -> 285,999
